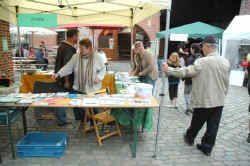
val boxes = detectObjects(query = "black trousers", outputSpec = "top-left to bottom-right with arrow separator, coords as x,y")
69,89 -> 97,121
186,106 -> 223,152
168,84 -> 178,100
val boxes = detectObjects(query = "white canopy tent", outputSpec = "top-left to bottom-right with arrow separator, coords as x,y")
0,0 -> 170,26
0,0 -> 170,65
222,15 -> 250,68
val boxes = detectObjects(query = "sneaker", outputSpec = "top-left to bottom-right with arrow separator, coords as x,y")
196,144 -> 211,156
247,134 -> 250,143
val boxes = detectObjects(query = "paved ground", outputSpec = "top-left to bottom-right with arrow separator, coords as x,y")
0,61 -> 250,166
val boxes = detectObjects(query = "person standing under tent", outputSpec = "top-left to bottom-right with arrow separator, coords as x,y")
53,38 -> 106,128
183,43 -> 201,115
54,29 -> 78,126
166,52 -> 180,108
130,41 -> 158,88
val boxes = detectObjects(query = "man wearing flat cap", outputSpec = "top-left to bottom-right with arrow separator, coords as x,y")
162,35 -> 231,156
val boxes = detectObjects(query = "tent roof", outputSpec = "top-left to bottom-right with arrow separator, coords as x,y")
223,15 -> 250,41
156,21 -> 224,39
57,24 -> 123,29
0,0 -> 170,27
10,27 -> 57,35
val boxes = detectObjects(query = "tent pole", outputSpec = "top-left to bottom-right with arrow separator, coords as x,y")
15,6 -> 22,58
163,10 -> 171,60
15,5 -> 24,77
92,29 -> 95,48
219,38 -> 222,56
130,8 -> 134,68
153,1 -> 172,158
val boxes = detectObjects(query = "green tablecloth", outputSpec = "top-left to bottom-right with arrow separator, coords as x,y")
111,82 -> 153,131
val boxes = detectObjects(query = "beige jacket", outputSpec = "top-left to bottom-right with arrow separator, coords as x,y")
167,52 -> 231,108
134,51 -> 158,80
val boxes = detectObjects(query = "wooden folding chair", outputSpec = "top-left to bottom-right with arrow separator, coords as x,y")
82,88 -> 121,147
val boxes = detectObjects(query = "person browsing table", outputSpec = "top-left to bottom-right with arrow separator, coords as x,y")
52,38 -> 106,128
130,41 -> 158,87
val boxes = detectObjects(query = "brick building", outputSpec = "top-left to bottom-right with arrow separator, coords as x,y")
53,12 -> 161,60
32,34 -> 57,50
0,20 -> 14,80
94,12 -> 160,60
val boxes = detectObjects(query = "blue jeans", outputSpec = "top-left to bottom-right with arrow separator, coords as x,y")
143,76 -> 156,93
55,88 -> 72,125
55,107 -> 66,125
158,59 -> 164,71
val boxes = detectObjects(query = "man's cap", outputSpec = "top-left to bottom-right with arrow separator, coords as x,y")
203,35 -> 218,44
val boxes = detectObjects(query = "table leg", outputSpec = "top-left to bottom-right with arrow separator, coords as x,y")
22,107 -> 27,135
130,109 -> 137,158
7,110 -> 16,159
141,109 -> 148,133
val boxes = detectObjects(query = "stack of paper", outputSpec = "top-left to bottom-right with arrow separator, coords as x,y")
83,98 -> 99,105
56,92 -> 69,97
69,99 -> 82,106
128,98 -> 151,105
99,97 -> 125,105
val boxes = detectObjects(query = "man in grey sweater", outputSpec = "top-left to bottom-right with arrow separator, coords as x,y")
162,35 -> 231,156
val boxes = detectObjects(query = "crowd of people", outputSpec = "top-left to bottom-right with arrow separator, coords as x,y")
16,29 -> 247,156
15,41 -> 48,70
129,35 -> 247,156
162,35 -> 231,156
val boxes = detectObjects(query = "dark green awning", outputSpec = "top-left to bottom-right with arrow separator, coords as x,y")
156,21 -> 224,39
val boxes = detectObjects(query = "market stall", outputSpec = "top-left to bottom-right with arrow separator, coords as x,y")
0,0 -> 170,160
222,15 -> 250,68
0,80 -> 159,158
156,21 -> 224,57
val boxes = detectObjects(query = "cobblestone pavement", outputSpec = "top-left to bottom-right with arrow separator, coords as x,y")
1,62 -> 250,166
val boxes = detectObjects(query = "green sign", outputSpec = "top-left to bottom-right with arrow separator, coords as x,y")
18,14 -> 57,27
2,37 -> 8,52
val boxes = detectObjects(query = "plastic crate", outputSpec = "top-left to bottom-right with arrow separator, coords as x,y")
0,110 -> 19,125
16,132 -> 67,158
